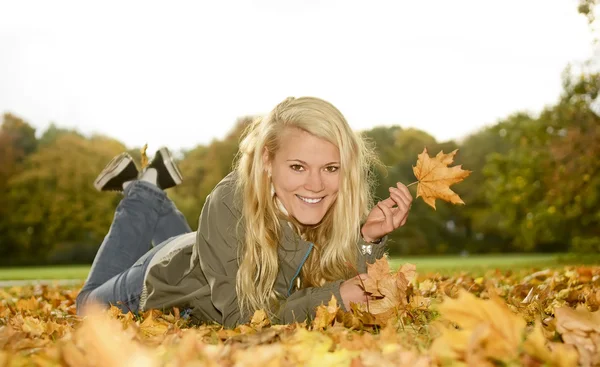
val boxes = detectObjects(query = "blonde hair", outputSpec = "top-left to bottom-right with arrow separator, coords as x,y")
233,97 -> 379,317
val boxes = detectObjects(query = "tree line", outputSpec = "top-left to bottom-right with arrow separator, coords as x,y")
0,72 -> 598,266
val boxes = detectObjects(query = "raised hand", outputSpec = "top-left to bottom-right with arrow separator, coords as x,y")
361,182 -> 413,243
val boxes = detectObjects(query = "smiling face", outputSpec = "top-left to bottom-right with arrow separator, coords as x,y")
265,127 -> 341,226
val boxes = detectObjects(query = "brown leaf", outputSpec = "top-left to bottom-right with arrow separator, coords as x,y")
312,295 -> 339,330
74,304 -> 156,366
139,310 -> 170,337
250,309 -> 270,330
61,343 -> 88,367
16,296 -> 39,312
432,290 -> 526,363
412,148 -> 471,209
555,305 -> 600,366
21,316 -> 46,337
523,323 -> 578,367
356,258 -> 416,325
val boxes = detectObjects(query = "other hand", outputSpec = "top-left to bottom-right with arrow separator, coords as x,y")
339,274 -> 369,310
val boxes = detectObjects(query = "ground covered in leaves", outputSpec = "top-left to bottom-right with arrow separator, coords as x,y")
1,259 -> 599,367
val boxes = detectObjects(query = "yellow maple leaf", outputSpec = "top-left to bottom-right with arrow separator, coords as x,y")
21,316 -> 46,337
139,310 -> 170,337
286,329 -> 358,366
355,258 -> 416,325
412,148 -> 471,209
432,290 -> 526,364
16,296 -> 39,312
523,323 -> 578,367
338,303 -> 373,329
74,304 -> 156,367
250,309 -> 271,330
312,295 -> 339,330
555,305 -> 600,366
61,343 -> 88,367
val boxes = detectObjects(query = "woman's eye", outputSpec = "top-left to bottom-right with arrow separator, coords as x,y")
325,166 -> 339,173
290,164 -> 304,171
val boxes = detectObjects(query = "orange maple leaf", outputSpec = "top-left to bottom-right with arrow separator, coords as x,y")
250,309 -> 271,330
312,295 -> 339,330
355,257 -> 416,325
412,148 -> 471,210
555,305 -> 600,366
431,290 -> 526,364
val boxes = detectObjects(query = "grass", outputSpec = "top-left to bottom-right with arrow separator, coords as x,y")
389,253 -> 600,276
0,254 -> 598,281
0,265 -> 90,281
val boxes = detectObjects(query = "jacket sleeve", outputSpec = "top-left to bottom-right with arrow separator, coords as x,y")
274,279 -> 345,323
356,236 -> 388,274
196,186 -> 246,328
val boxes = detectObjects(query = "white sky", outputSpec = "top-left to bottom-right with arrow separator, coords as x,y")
0,0 -> 597,151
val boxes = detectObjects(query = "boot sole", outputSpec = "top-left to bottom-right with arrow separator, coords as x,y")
94,156 -> 134,191
156,147 -> 183,186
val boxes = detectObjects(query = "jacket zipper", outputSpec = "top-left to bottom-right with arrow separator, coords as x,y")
287,243 -> 313,296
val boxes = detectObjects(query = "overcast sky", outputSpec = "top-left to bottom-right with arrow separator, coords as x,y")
0,0 -> 597,151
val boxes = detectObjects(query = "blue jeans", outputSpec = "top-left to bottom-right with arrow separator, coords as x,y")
76,180 -> 191,315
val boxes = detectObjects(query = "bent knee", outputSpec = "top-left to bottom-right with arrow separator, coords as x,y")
75,290 -> 90,316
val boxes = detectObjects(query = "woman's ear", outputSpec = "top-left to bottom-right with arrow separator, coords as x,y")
262,147 -> 271,176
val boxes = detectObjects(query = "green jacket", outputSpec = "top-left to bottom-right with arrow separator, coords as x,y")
139,172 -> 387,328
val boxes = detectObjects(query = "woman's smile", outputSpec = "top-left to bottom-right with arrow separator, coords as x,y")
296,194 -> 324,204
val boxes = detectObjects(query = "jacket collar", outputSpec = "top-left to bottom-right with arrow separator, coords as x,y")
273,217 -> 312,296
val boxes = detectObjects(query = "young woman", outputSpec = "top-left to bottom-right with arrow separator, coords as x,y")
76,97 -> 413,328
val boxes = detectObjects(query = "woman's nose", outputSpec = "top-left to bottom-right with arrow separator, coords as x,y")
305,171 -> 325,192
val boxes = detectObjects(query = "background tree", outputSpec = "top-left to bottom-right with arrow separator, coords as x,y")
483,72 -> 600,253
0,114 -> 39,263
2,132 -> 126,265
170,117 -> 253,228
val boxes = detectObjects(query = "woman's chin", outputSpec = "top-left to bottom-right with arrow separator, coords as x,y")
292,212 -> 326,227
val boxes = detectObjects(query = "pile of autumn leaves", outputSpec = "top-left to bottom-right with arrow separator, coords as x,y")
1,258 -> 599,367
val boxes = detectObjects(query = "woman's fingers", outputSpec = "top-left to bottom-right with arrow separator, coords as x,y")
376,201 -> 395,231
378,196 -> 396,208
390,188 -> 411,209
356,273 -> 369,281
389,188 -> 412,226
388,191 -> 406,226
396,182 -> 413,200
393,185 -> 413,206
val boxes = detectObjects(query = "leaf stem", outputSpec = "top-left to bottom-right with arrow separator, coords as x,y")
406,181 -> 419,188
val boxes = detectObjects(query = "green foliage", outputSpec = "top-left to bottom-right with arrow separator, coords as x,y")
484,72 -> 600,253
169,117 -> 252,229
1,70 -> 599,264
578,0 -> 598,25
1,129 -> 126,265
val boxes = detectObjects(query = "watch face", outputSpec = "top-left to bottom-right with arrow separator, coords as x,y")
591,93 -> 600,118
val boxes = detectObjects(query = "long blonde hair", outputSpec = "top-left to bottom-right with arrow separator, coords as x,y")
233,97 -> 379,317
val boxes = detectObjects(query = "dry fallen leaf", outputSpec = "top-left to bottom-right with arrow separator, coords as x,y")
312,295 -> 339,330
139,310 -> 170,337
412,148 -> 471,209
431,289 -> 526,364
1,266 -> 599,366
523,323 -> 579,367
355,258 -> 416,325
555,305 -> 600,366
250,309 -> 270,330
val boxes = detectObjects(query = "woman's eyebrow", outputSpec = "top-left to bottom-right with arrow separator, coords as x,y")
286,159 -> 340,166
